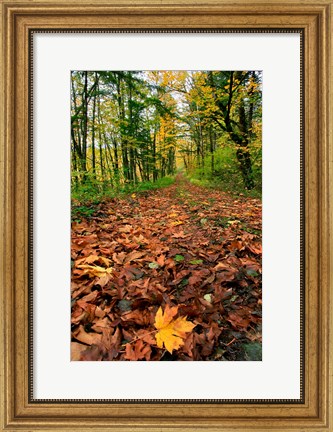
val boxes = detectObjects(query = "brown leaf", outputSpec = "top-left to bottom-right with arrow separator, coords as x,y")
118,224 -> 133,233
214,262 -> 233,271
121,309 -> 153,326
157,255 -> 166,266
247,242 -> 262,255
96,272 -> 112,287
75,301 -> 96,322
91,317 -> 112,333
72,325 -> 102,346
202,273 -> 215,286
71,305 -> 87,325
101,326 -> 122,352
124,339 -> 151,361
136,329 -> 156,345
226,312 -> 251,330
124,250 -> 146,263
71,342 -> 88,361
170,270 -> 190,286
228,240 -> 245,252
172,231 -> 188,239
113,252 -> 126,265
80,291 -> 99,303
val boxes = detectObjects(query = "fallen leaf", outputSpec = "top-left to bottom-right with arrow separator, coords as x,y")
112,252 -> 126,264
121,309 -> 153,326
154,305 -> 196,353
102,326 -> 122,352
77,264 -> 113,278
124,250 -> 146,263
96,272 -> 113,287
247,243 -> 262,254
203,293 -> 213,303
189,259 -> 203,265
226,312 -> 251,330
119,224 -> 133,233
156,255 -> 166,266
170,220 -> 184,226
172,231 -> 187,239
71,342 -> 88,361
124,339 -> 151,361
73,325 -> 102,346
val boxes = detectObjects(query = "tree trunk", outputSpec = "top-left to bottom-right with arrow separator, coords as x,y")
217,71 -> 255,189
236,94 -> 254,189
81,71 -> 89,180
91,72 -> 98,181
152,131 -> 157,182
116,75 -> 129,182
96,85 -> 105,184
209,126 -> 215,175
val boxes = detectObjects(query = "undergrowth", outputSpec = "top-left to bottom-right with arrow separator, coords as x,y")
188,177 -> 262,199
71,176 -> 175,221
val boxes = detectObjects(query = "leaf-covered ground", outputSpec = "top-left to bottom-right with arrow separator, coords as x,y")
71,175 -> 262,361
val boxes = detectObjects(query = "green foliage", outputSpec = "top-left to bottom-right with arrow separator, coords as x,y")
248,142 -> 262,192
71,175 -> 175,220
71,204 -> 96,222
71,70 -> 262,201
189,259 -> 203,265
125,176 -> 175,194
188,141 -> 262,198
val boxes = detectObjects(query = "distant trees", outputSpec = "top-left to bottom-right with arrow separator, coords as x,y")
206,71 -> 261,189
71,70 -> 262,194
178,71 -> 262,190
71,71 -> 178,190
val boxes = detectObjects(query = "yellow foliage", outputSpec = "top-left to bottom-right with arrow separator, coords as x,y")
170,220 -> 184,226
154,305 -> 196,353
77,264 -> 113,278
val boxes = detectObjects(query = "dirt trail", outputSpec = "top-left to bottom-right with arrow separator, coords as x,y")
71,174 -> 262,361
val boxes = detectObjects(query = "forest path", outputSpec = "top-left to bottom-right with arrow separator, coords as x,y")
71,174 -> 262,361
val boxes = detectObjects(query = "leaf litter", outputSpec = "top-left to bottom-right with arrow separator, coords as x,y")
71,175 -> 262,361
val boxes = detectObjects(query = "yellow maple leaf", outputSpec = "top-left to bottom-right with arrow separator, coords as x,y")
154,305 -> 196,353
170,220 -> 184,227
77,264 -> 113,278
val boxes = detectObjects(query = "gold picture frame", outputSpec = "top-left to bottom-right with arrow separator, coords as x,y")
1,0 -> 332,430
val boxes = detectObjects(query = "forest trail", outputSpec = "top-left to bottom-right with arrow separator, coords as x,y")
71,174 -> 262,361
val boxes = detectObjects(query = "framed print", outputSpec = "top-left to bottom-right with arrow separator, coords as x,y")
1,0 -> 332,431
